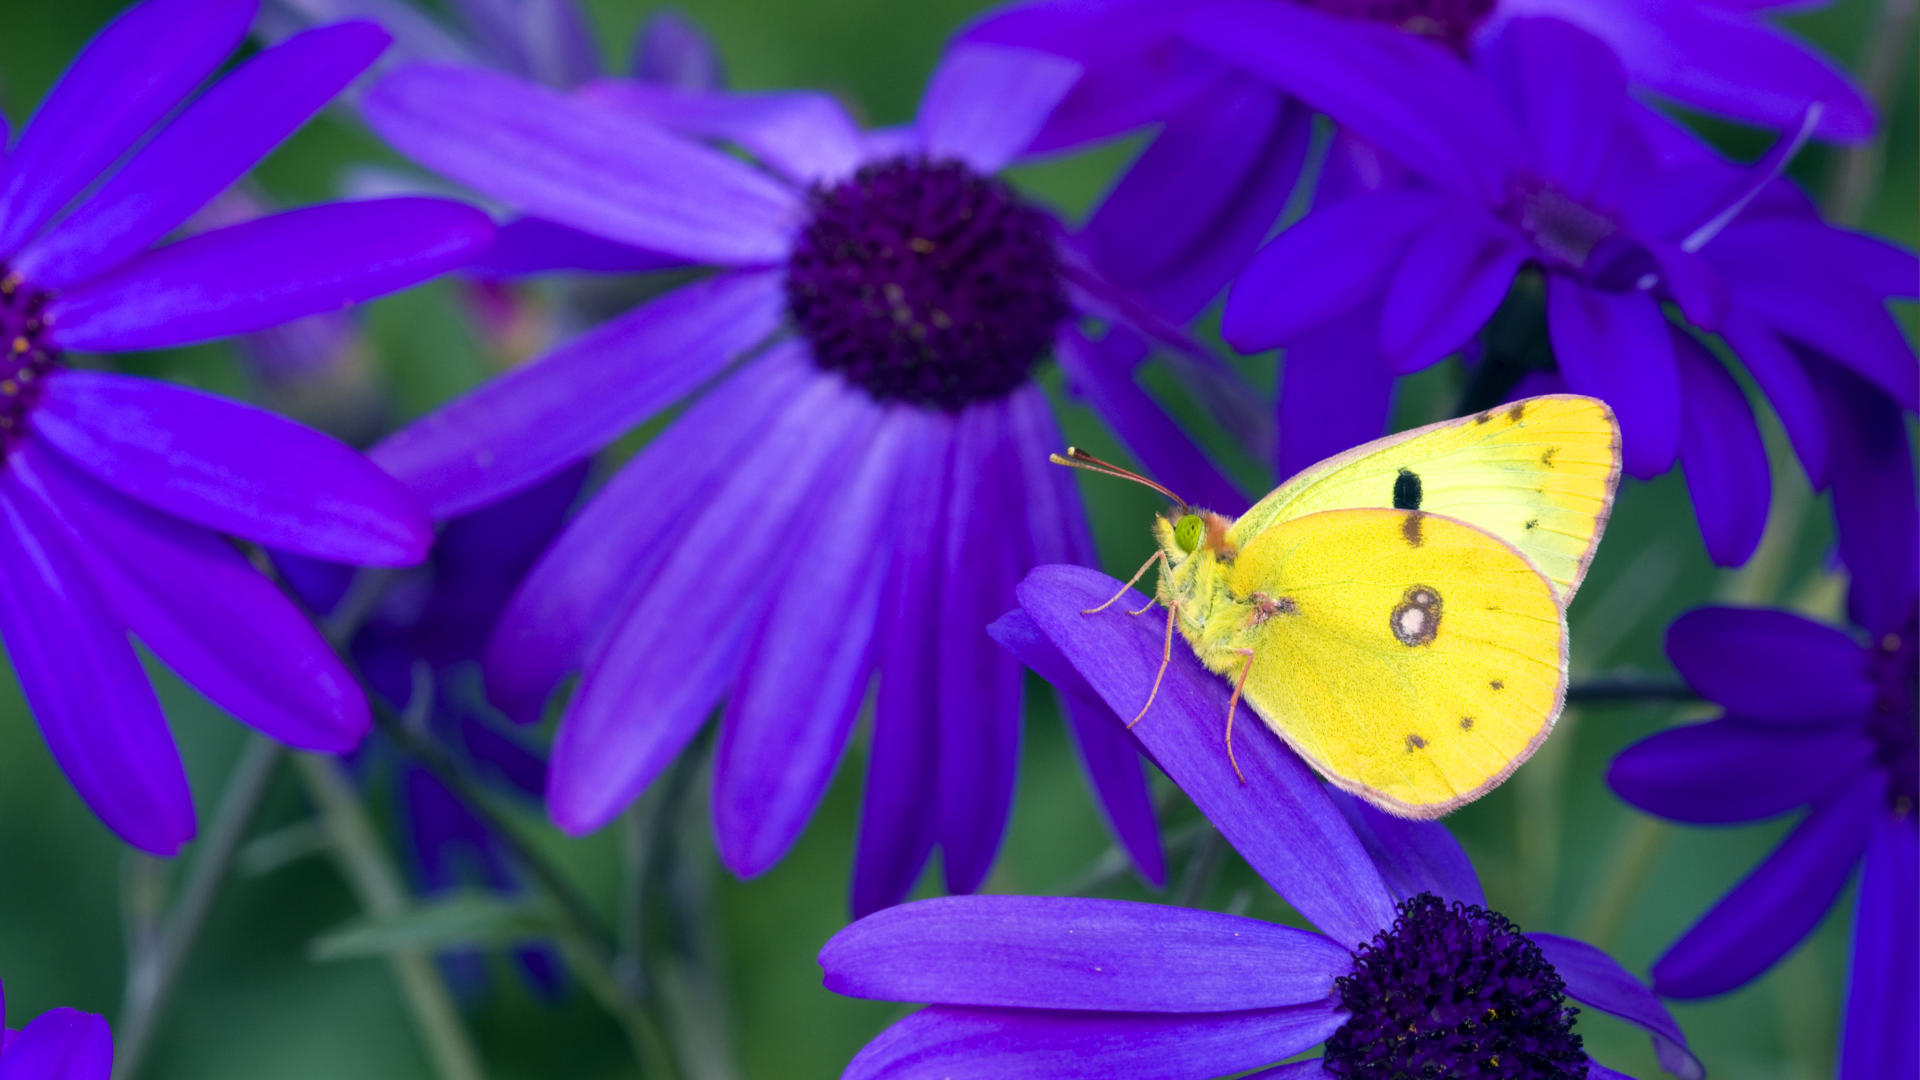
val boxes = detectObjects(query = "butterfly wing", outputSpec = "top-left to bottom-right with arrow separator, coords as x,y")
1200,506 -> 1567,818
1226,395 -> 1620,602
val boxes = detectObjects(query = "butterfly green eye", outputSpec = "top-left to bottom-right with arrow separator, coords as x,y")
1174,513 -> 1204,553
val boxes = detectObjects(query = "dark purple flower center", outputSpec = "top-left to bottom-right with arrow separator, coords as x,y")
1326,893 -> 1587,1080
0,269 -> 56,455
1296,0 -> 1495,52
784,156 -> 1070,411
1866,621 -> 1917,814
1500,177 -> 1621,274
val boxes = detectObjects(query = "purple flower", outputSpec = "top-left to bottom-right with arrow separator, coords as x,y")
1608,433 -> 1916,1078
1205,16 -> 1914,566
295,465 -> 588,999
358,43 -> 1239,911
967,0 -> 1872,152
0,976 -> 112,1079
963,0 -> 1874,366
818,563 -> 1700,1080
0,0 -> 493,854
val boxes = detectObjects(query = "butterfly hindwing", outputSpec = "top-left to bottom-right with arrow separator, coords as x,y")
1191,507 -> 1568,818
1227,395 -> 1620,602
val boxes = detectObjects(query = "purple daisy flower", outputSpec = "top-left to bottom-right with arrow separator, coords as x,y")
962,0 -> 1873,363
0,975 -> 112,1079
0,0 -> 493,854
966,0 -> 1873,151
1205,15 -> 1915,564
1607,397 -> 1916,1079
818,562 -> 1701,1080
358,42 -> 1236,911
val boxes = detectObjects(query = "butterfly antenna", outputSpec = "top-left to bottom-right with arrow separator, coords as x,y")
1049,448 -> 1189,513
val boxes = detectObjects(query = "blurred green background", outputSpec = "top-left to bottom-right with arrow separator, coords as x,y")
0,2 -> 1913,1078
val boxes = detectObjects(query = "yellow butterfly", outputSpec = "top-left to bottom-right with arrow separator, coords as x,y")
1056,394 -> 1621,819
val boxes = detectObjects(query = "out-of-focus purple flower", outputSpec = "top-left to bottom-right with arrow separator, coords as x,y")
1609,433 -> 1916,1078
356,42 -> 1254,912
0,976 -> 113,1079
293,465 -> 589,1000
967,0 -> 1872,152
0,0 -> 492,854
818,562 -> 1700,1080
1207,16 -> 1915,565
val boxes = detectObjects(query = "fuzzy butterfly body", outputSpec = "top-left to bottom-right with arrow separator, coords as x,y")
1075,394 -> 1621,819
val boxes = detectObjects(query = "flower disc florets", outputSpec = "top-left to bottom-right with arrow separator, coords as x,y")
1868,622 -> 1917,813
1326,893 -> 1586,1080
0,270 -> 56,455
1301,0 -> 1496,52
1501,176 -> 1620,274
785,156 -> 1070,411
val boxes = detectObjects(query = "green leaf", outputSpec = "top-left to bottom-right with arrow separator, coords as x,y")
310,893 -> 555,961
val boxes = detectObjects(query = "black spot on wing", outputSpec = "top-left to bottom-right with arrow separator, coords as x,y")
1393,467 -> 1423,510
1401,510 -> 1425,547
1507,401 -> 1528,423
1489,679 -> 1504,691
1524,518 -> 1540,531
1405,733 -> 1428,751
1540,447 -> 1558,468
1460,716 -> 1475,730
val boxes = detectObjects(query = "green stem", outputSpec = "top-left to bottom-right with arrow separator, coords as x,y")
294,755 -> 486,1080
1571,815 -> 1668,949
112,736 -> 284,1080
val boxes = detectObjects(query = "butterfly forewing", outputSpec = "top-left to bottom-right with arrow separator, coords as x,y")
1195,507 -> 1568,818
1228,395 -> 1620,602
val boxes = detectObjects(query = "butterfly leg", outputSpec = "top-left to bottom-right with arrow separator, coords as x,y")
1083,550 -> 1166,615
1125,603 -> 1178,730
1224,648 -> 1255,784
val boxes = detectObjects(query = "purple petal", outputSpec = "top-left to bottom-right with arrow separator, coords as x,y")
1840,812 -> 1919,1080
917,45 -> 1081,173
1609,717 -> 1872,824
1224,190 -> 1442,353
1379,214 -> 1523,372
847,1003 -> 1345,1080
1672,329 -> 1770,566
361,63 -> 797,265
632,9 -> 725,90
1816,359 -> 1920,637
47,198 -> 493,352
1586,1064 -> 1637,1080
468,216 -> 684,278
1716,219 -> 1917,300
1653,778 -> 1879,997
1509,0 -> 1874,142
991,610 -> 1166,885
1641,242 -> 1729,331
852,418 -> 958,916
0,1008 -> 112,1080
1276,302 -> 1398,482
1533,933 -> 1702,1080
1182,1 -> 1522,201
482,347 -> 812,724
546,379 -> 882,835
13,445 -> 367,752
936,405 -> 1031,894
1328,791 -> 1485,907
465,0 -> 601,88
583,82 -> 865,185
32,371 -> 430,564
1545,277 -> 1681,478
1483,18 -> 1626,199
1084,79 -> 1305,322
1718,313 -> 1830,485
17,21 -> 390,290
373,271 -> 783,518
823,895 -> 1348,1011
711,411 -> 911,877
1018,564 -> 1398,948
1055,330 -> 1245,517
0,0 -> 253,257
1665,606 -> 1874,721
0,473 -> 192,856
1245,1062 -> 1331,1080
960,1 -> 1218,152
